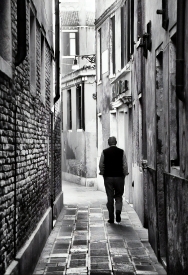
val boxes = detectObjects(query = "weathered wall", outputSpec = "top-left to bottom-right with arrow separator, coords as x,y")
95,0 -> 117,19
142,0 -> 188,272
0,1 -> 61,274
61,73 -> 97,186
165,173 -> 188,275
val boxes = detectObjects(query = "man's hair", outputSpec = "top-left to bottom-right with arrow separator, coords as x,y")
108,136 -> 117,146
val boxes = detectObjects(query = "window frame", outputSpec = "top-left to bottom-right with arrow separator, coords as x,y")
0,0 -> 12,78
67,89 -> 72,130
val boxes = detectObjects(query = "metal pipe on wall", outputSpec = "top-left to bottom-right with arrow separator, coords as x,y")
54,0 -> 60,103
176,0 -> 185,102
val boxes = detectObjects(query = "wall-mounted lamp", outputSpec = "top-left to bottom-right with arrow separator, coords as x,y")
72,58 -> 79,70
72,54 -> 96,70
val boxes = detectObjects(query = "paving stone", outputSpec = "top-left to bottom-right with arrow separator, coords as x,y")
66,210 -> 77,215
90,271 -> 112,275
54,243 -> 70,249
90,235 -> 106,241
90,226 -> 105,231
49,257 -> 67,262
109,241 -> 126,248
46,266 -> 65,272
71,253 -> 87,260
90,221 -> 104,226
90,256 -> 109,263
127,241 -> 144,248
46,263 -> 57,267
111,254 -> 131,264
135,265 -> 156,271
90,262 -> 111,270
52,249 -> 69,254
33,181 -> 167,275
135,272 -> 158,275
75,223 -> 88,230
113,272 -> 135,275
70,247 -> 88,253
66,267 -> 87,274
90,249 -> 108,256
129,248 -> 148,256
109,248 -> 128,254
90,242 -> 107,249
48,253 -> 68,258
73,239 -> 87,245
61,225 -> 74,229
90,208 -> 102,213
113,263 -> 135,272
69,259 -> 86,268
58,231 -> 73,237
132,256 -> 151,265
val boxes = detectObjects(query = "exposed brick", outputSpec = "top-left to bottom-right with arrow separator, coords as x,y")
0,1 -> 61,274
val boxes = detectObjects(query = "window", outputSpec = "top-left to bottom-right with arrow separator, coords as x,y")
41,34 -> 45,104
126,1 -> 130,63
0,0 -> 12,77
121,0 -> 133,67
67,89 -> 72,130
97,28 -> 102,81
30,10 -> 36,95
62,31 -> 79,56
110,16 -> 115,75
0,0 -> 11,62
70,33 -> 76,56
121,6 -> 125,69
76,84 -> 85,130
130,0 -> 134,55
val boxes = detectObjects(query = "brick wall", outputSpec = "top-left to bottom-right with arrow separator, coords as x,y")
0,1 -> 61,274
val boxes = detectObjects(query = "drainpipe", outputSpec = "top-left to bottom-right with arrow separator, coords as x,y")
15,0 -> 27,66
13,103 -> 17,257
176,0 -> 185,102
51,111 -> 54,229
54,0 -> 60,103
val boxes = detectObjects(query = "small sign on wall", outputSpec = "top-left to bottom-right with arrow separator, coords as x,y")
102,49 -> 108,74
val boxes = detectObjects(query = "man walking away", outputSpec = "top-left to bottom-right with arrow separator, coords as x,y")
99,136 -> 129,223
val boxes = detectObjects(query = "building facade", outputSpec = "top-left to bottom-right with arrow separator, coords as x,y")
0,1 -> 62,275
60,0 -> 97,187
95,0 -> 188,274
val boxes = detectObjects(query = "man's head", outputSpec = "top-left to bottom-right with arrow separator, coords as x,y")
108,136 -> 117,146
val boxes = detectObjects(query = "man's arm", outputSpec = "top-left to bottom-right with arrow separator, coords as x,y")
99,151 -> 105,175
123,152 -> 129,176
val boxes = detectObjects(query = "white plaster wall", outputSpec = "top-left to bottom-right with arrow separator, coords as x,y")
95,0 -> 116,19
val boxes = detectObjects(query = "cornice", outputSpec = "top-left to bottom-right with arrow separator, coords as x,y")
95,0 -> 125,29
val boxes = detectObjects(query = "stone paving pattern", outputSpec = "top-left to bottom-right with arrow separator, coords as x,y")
33,181 -> 166,275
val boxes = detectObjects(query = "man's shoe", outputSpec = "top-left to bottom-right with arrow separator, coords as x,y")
116,210 -> 121,223
108,219 -> 114,223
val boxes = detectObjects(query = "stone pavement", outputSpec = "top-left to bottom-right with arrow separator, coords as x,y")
33,180 -> 166,275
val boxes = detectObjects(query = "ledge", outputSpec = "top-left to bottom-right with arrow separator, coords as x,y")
111,94 -> 132,108
0,56 -> 12,79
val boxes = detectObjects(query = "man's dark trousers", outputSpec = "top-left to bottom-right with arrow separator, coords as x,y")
104,176 -> 125,221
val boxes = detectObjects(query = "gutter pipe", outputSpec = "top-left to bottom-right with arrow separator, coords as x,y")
176,0 -> 185,102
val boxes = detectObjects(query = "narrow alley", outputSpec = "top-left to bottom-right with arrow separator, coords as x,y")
1,1 -> 188,275
33,181 -> 166,275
